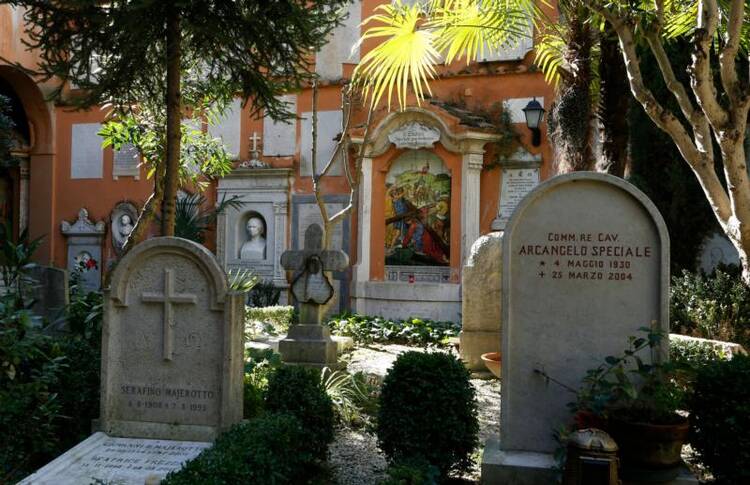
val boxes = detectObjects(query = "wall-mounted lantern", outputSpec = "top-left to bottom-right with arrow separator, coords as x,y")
523,98 -> 545,147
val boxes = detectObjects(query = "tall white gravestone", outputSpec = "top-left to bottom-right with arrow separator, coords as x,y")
482,172 -> 670,484
101,237 -> 245,441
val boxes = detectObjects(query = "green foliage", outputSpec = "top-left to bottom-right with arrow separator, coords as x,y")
0,223 -> 42,297
0,94 -> 17,167
162,413 -> 323,485
243,348 -> 282,420
321,368 -> 379,428
671,268 -> 750,348
669,337 -> 729,371
245,305 -> 294,338
227,268 -> 258,294
377,351 -> 478,477
327,313 -> 460,347
169,192 -> 244,244
379,456 -> 439,485
688,355 -> 750,484
247,280 -> 282,308
0,230 -> 102,482
265,365 -> 335,460
569,329 -> 685,425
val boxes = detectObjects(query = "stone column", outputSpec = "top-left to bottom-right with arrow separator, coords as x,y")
273,201 -> 289,304
353,156 -> 373,291
461,145 -> 484,264
18,155 -> 30,234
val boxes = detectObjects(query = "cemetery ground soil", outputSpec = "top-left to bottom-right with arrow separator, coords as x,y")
329,344 -> 501,484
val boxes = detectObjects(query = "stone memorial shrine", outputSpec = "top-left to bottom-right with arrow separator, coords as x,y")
279,223 -> 349,368
482,173 -> 671,484
22,237 -> 245,484
110,201 -> 138,256
61,207 -> 106,291
216,166 -> 292,302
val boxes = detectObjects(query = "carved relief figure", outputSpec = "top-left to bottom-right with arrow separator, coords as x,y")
110,202 -> 138,255
240,215 -> 266,260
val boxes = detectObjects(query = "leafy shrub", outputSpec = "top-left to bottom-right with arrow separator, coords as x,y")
265,365 -> 334,459
248,280 -> 282,307
245,305 -> 294,338
671,269 -> 750,348
379,457 -> 439,485
321,368 -> 379,428
670,337 -> 728,369
243,348 -> 282,419
688,355 -> 750,484
327,313 -> 460,347
162,413 -> 323,485
377,352 -> 478,477
0,293 -> 65,483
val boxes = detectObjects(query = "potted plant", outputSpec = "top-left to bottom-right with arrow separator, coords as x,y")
570,328 -> 689,482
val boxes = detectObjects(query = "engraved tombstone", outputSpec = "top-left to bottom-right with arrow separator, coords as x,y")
482,173 -> 670,483
100,237 -> 245,441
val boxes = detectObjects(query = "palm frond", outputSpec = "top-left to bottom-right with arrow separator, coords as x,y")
352,2 -> 441,110
534,31 -> 567,87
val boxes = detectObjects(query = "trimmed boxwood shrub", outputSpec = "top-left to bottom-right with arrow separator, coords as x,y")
265,365 -> 334,459
376,351 -> 478,476
688,354 -> 750,484
162,413 -> 318,485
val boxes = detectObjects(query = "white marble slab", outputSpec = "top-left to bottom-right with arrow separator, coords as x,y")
113,143 -> 140,179
300,110 -> 343,176
71,123 -> 104,179
20,432 -> 210,485
208,98 -> 242,159
263,95 -> 297,157
315,1 -> 362,80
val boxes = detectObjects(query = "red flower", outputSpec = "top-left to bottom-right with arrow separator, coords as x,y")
85,258 -> 98,270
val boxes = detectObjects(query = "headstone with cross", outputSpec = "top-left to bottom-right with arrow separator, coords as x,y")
279,223 -> 348,368
100,237 -> 246,442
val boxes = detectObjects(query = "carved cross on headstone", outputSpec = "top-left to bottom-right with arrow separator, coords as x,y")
141,268 -> 197,361
280,224 -> 349,325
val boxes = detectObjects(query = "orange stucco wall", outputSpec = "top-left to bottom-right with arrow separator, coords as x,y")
2,1 -> 557,294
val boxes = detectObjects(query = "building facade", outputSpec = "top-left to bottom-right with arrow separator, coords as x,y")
0,1 -> 555,321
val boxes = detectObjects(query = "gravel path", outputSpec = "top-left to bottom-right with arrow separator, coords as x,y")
329,344 -> 501,485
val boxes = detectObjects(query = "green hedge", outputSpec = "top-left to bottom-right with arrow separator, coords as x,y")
327,313 -> 460,347
671,269 -> 750,348
162,413 -> 319,485
245,305 -> 294,338
689,355 -> 750,484
377,352 -> 478,477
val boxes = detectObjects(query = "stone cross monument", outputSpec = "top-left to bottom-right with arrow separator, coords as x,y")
279,223 -> 348,368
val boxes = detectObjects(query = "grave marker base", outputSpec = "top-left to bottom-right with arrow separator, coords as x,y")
20,432 -> 210,485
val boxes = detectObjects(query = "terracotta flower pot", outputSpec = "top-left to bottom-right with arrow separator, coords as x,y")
481,352 -> 501,378
608,416 -> 690,482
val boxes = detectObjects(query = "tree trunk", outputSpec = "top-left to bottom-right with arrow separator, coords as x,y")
162,3 -> 181,237
597,26 -> 630,177
550,12 -> 594,173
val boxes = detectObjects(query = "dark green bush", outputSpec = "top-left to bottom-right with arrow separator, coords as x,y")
243,348 -> 282,419
162,413 -> 323,485
327,313 -> 460,347
688,355 -> 750,484
671,269 -> 750,348
248,280 -> 282,307
379,457 -> 439,485
265,365 -> 334,459
377,351 -> 478,477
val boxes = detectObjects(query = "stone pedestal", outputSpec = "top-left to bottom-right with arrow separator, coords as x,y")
279,324 -> 339,369
460,232 -> 502,372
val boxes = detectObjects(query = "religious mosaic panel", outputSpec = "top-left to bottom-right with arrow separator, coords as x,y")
385,151 -> 450,266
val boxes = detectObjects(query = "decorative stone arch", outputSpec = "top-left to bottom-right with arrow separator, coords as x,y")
350,106 -> 502,322
0,66 -> 55,262
109,237 -> 228,312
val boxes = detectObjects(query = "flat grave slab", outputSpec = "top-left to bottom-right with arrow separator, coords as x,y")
19,432 -> 210,485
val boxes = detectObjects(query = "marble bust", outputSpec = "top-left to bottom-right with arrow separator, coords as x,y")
110,202 -> 138,255
240,216 -> 266,260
